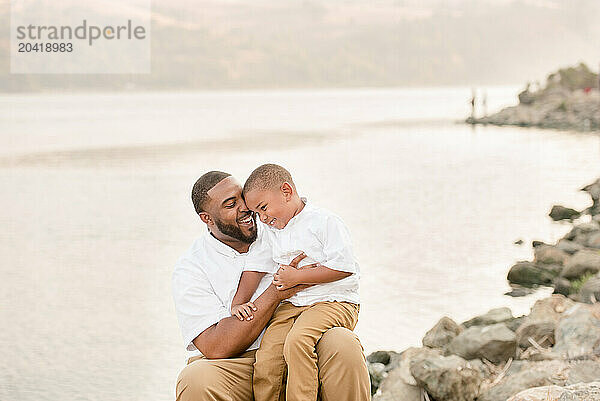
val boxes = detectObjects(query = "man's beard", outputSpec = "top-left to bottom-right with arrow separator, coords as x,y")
215,215 -> 257,244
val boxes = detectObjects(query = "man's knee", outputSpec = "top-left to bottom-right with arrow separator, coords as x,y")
317,327 -> 365,365
176,360 -> 221,401
316,328 -> 371,400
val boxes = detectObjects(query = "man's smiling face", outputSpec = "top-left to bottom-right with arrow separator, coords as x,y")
204,176 -> 257,244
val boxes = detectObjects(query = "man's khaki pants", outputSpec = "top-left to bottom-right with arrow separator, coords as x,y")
254,301 -> 359,401
175,326 -> 370,401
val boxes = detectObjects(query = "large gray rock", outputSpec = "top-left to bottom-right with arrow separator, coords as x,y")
372,372 -> 421,401
505,286 -> 536,297
446,323 -> 517,363
553,303 -> 600,359
557,381 -> 600,401
462,307 -> 513,328
528,295 -> 573,320
549,205 -> 581,221
508,381 -> 600,401
477,360 -> 570,401
574,221 -> 600,233
534,245 -> 569,266
556,239 -> 584,255
409,351 -> 482,401
367,351 -> 392,365
368,362 -> 387,392
554,277 -> 573,296
394,347 -> 427,387
506,385 -> 564,401
514,295 -> 572,350
580,273 -> 600,304
582,178 -> 600,205
516,320 -> 556,348
588,232 -> 600,249
508,261 -> 557,286
423,316 -> 462,348
564,221 -> 600,242
373,347 -> 426,401
561,249 -> 600,280
505,316 -> 526,332
566,360 -> 600,385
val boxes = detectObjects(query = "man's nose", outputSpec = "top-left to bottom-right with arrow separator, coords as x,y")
259,213 -> 268,223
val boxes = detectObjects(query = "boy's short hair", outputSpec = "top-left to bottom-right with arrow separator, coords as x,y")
243,163 -> 295,194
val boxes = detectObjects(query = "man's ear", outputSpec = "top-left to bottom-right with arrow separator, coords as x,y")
281,182 -> 294,201
199,211 -> 212,226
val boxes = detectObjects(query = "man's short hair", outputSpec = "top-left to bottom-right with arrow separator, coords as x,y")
243,163 -> 295,194
191,171 -> 231,214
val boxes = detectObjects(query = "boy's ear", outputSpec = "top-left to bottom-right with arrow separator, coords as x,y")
280,182 -> 294,200
199,211 -> 212,226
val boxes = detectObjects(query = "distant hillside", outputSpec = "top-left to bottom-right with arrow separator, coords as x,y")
1,0 -> 599,92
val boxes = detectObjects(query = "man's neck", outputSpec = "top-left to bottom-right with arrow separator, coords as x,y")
209,232 -> 251,253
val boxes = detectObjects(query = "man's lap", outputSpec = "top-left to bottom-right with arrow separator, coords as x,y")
175,327 -> 370,401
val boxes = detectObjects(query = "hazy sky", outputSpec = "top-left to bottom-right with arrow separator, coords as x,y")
1,0 -> 598,90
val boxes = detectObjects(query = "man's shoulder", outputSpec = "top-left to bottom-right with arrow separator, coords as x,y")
172,235 -> 210,279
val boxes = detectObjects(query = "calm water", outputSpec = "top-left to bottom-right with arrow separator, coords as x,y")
1,88 -> 599,401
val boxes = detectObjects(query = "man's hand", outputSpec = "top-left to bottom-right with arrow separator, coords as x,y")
231,302 -> 257,321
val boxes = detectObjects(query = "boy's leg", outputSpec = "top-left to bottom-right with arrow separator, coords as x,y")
175,351 -> 255,401
253,302 -> 307,401
282,302 -> 359,401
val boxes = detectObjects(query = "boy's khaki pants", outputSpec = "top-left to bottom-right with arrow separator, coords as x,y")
175,326 -> 370,401
254,301 -> 360,401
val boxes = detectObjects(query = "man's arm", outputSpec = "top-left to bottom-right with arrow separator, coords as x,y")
193,283 -> 309,359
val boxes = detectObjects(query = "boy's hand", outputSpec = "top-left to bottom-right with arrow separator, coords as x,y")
273,283 -> 312,300
273,252 -> 319,290
273,265 -> 300,290
231,302 -> 257,321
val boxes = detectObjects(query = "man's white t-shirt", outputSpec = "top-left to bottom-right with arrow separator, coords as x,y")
245,201 -> 360,307
172,224 -> 273,357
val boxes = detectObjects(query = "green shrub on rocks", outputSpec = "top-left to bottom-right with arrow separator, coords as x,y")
571,271 -> 595,293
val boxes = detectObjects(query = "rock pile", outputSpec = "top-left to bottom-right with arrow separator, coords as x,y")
466,63 -> 600,132
369,177 -> 600,400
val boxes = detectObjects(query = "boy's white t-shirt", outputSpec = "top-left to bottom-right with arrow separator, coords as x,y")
245,200 -> 360,307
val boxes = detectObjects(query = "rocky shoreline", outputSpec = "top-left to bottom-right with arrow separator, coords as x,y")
466,63 -> 600,132
368,177 -> 600,401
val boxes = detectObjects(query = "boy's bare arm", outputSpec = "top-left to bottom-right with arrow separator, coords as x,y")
193,283 -> 309,359
231,271 -> 266,321
232,271 -> 266,306
273,263 -> 351,290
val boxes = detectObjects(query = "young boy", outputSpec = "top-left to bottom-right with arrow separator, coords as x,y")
230,163 -> 360,401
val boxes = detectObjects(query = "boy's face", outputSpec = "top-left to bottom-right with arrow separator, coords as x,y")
244,185 -> 295,229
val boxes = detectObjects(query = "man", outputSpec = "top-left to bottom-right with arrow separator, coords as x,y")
172,171 -> 370,401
